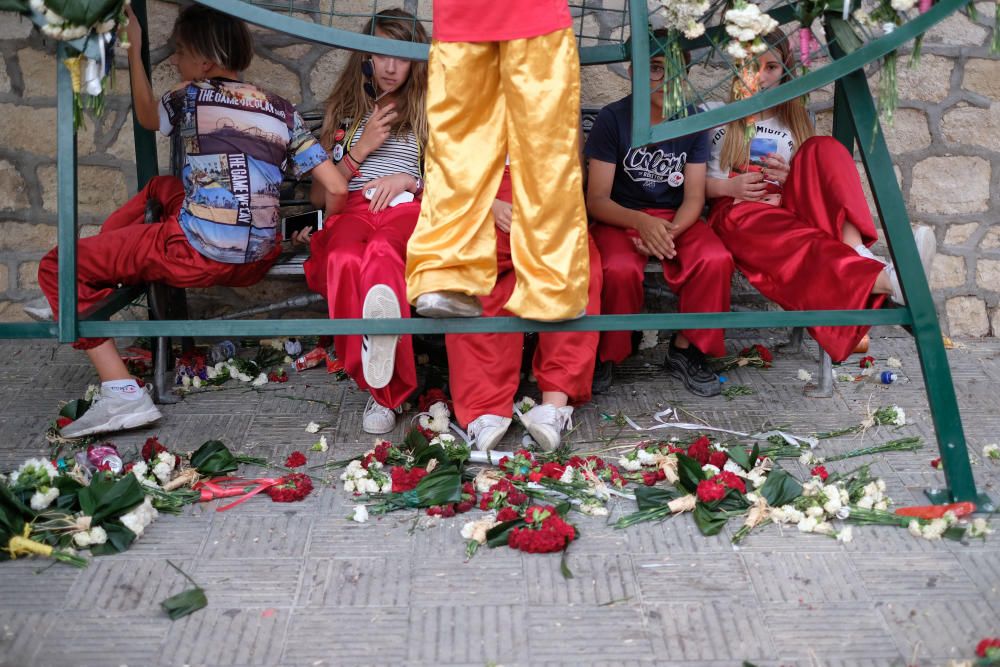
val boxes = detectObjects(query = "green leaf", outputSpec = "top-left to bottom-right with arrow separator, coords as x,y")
827,16 -> 863,54
560,548 -> 574,580
634,485 -> 679,511
42,0 -> 122,31
78,472 -> 145,524
726,445 -> 751,471
403,427 -> 429,453
485,518 -> 524,548
161,586 -> 207,620
675,453 -> 706,494
88,520 -> 136,555
0,0 -> 31,13
693,503 -> 729,536
190,440 -> 239,476
59,398 -> 91,421
760,469 -> 803,508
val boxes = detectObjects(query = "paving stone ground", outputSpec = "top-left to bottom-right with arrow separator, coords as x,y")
1,330 -> 998,667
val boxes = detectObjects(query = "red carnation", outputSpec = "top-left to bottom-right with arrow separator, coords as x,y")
284,451 -> 307,468
930,457 -> 942,470
708,450 -> 729,469
859,355 -> 876,369
528,471 -> 543,483
267,370 -> 289,383
373,441 -> 391,464
717,471 -> 746,493
740,344 -> 773,367
56,416 -> 73,429
977,638 -> 1000,658
539,462 -> 565,480
266,473 -> 313,502
687,436 -> 712,465
390,466 -> 428,492
141,436 -> 168,462
696,479 -> 727,503
496,506 -> 520,522
507,505 -> 577,553
642,471 -> 659,486
811,465 -> 830,481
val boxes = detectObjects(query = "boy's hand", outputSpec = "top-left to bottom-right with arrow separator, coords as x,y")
124,5 -> 142,53
636,214 -> 676,260
760,153 -> 789,185
491,199 -> 512,233
729,171 -> 768,200
290,226 -> 313,245
354,104 -> 398,158
365,172 -> 411,213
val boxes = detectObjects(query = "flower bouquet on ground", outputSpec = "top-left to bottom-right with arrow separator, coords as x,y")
1,483 -> 87,567
363,464 -> 463,516
470,502 -> 578,575
712,343 -> 773,371
45,384 -> 99,446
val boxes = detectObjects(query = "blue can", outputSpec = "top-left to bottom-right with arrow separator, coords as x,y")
880,371 -> 897,384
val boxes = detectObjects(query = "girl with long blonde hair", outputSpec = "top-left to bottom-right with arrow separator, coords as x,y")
705,29 -> 935,363
303,8 -> 429,435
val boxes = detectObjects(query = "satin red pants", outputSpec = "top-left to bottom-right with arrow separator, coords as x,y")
304,191 -> 418,409
708,136 -> 887,362
446,231 -> 602,426
591,215 -> 733,362
38,176 -> 278,350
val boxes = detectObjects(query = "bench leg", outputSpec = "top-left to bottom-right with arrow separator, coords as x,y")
778,326 -> 806,352
805,349 -> 834,398
147,282 -> 181,405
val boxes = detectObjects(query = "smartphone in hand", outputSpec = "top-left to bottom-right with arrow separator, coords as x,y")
281,210 -> 323,238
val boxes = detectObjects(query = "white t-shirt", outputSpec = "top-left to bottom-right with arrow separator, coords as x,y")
705,103 -> 796,181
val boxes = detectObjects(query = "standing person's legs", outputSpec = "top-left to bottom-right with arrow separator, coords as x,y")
405,40 -> 506,314
590,223 -> 647,366
500,28 -> 590,320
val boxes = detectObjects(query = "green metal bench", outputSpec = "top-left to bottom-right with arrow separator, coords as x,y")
1,0 -> 989,509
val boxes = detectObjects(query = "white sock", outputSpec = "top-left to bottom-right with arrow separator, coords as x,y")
102,379 -> 143,400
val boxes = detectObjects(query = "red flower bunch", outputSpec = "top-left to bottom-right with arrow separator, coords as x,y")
708,450 -> 729,469
508,505 -> 576,553
696,478 -> 728,503
811,465 -> 830,481
427,482 -> 477,517
266,473 -> 313,502
739,343 -> 773,368
56,416 -> 73,429
362,440 -> 392,468
686,436 -> 712,466
418,388 -> 453,414
859,355 -> 876,369
141,436 -> 168,461
716,471 -> 746,494
479,478 -> 528,510
977,638 -> 1000,658
565,455 -> 628,489
498,449 -> 537,481
930,457 -> 942,470
642,469 -> 667,486
496,506 -> 520,523
267,370 -> 289,383
284,451 -> 307,468
390,466 -> 428,492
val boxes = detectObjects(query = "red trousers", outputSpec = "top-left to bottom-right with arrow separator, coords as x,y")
591,215 -> 733,362
446,231 -> 603,426
304,191 -> 419,409
38,176 -> 278,350
708,136 -> 887,362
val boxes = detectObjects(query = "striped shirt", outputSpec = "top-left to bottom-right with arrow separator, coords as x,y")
346,112 -> 421,191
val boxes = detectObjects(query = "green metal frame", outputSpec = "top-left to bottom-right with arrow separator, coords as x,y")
0,0 -> 987,508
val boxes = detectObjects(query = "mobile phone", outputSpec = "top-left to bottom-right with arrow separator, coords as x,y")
363,188 -> 415,208
281,210 -> 322,238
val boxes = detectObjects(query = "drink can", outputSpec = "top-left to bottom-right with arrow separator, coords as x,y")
294,346 -> 327,372
87,443 -> 123,474
880,371 -> 897,384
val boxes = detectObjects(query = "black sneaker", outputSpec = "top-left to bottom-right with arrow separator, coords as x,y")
664,343 -> 722,397
592,359 -> 614,395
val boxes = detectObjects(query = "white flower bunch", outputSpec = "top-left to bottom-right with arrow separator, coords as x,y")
351,505 -> 369,523
305,422 -> 321,434
723,1 -> 778,60
855,479 -> 889,510
10,457 -> 58,488
340,459 -> 391,494
151,452 -> 176,486
770,505 -> 805,524
890,0 -> 917,12
966,518 -> 992,539
797,369 -> 813,382
515,396 -> 537,414
799,451 -> 821,466
473,468 -> 505,494
72,525 -> 108,548
429,433 -> 457,448
908,514 -> 955,540
559,465 -> 576,484
30,486 -> 60,511
120,497 -> 158,538
418,401 -> 451,434
251,373 -> 269,387
983,443 -> 1000,462
655,0 -> 709,39
886,357 -> 902,369
311,436 -> 329,453
129,460 -> 159,488
461,515 -> 499,545
579,499 -> 610,517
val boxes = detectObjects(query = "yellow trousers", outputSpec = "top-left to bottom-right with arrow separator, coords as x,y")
405,28 -> 590,321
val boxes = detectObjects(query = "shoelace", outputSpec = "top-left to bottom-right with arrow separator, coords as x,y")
514,404 -> 573,433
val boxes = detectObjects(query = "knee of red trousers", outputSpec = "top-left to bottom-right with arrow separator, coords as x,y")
37,247 -> 59,311
796,136 -> 851,166
601,254 -> 644,313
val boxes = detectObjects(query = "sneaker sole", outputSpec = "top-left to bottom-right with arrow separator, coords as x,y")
415,293 -> 482,318
525,424 -> 560,452
61,406 -> 163,438
362,285 -> 400,389
475,426 -> 509,452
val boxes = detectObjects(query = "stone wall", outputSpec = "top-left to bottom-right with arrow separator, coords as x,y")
0,1 -> 998,334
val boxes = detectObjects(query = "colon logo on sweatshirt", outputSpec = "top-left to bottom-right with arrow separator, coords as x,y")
623,146 -> 687,188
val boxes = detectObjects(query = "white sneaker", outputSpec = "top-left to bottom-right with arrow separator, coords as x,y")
60,388 -> 162,438
519,404 -> 573,452
466,414 -> 512,452
23,296 -> 53,322
361,284 -> 400,389
414,291 -> 482,318
362,396 -> 399,435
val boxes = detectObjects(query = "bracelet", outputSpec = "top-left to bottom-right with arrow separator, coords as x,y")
342,153 -> 361,178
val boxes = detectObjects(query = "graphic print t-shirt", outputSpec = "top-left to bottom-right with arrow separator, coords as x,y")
584,95 -> 710,211
705,103 -> 796,195
159,79 -> 328,264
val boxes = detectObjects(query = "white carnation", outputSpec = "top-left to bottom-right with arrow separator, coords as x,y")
120,497 -> 157,538
983,443 -> 999,461
559,465 -> 575,484
836,526 -> 854,543
798,516 -> 819,532
252,373 -> 268,387
886,357 -> 902,368
30,486 -> 60,510
701,464 -> 721,477
618,457 -> 642,472
305,422 -> 321,434
351,505 -> 369,523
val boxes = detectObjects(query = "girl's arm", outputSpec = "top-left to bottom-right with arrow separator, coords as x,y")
706,171 -> 767,200
586,158 -> 676,260
309,160 -> 349,214
670,162 -> 706,237
125,6 -> 159,131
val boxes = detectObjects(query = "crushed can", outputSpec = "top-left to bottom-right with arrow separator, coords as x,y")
86,443 -> 123,474
294,346 -> 327,372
